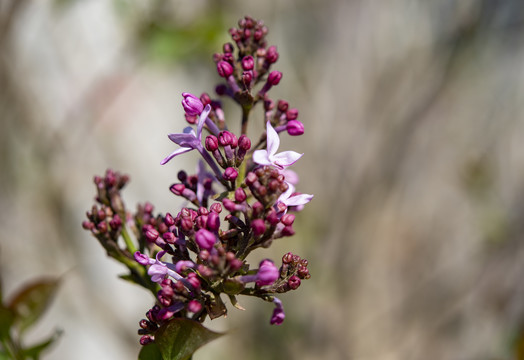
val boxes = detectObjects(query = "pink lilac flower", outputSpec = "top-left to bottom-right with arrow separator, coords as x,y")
135,251 -> 184,283
252,121 -> 303,170
276,183 -> 313,214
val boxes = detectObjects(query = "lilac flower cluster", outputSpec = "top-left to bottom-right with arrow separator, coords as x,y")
83,16 -> 312,346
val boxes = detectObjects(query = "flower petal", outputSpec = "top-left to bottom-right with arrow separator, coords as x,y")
168,132 -> 198,148
252,149 -> 272,166
160,146 -> 192,165
265,121 -> 280,157
284,193 -> 313,207
196,104 -> 212,140
272,151 -> 303,168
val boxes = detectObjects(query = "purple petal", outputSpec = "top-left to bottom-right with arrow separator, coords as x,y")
281,169 -> 299,185
168,132 -> 198,147
265,121 -> 280,157
252,149 -> 272,166
272,151 -> 303,168
284,193 -> 313,207
160,146 -> 192,165
196,104 -> 212,140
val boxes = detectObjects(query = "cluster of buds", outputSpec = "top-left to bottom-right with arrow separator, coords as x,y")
83,16 -> 313,346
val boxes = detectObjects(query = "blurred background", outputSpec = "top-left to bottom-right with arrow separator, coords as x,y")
2,0 -> 524,359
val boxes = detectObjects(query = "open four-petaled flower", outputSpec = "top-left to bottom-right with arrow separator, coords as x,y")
160,104 -> 212,165
253,121 -> 303,170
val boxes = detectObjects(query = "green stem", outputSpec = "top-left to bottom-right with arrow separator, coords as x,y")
121,225 -> 137,254
241,106 -> 250,135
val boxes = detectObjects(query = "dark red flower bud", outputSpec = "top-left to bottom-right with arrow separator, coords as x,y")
170,183 -> 185,196
205,135 -> 219,151
223,42 -> 234,53
210,202 -> 223,213
288,275 -> 301,290
206,212 -> 220,231
277,100 -> 289,112
267,71 -> 282,85
266,45 -> 279,64
238,135 -> 251,150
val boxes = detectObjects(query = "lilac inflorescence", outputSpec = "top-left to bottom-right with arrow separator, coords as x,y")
83,15 -> 313,345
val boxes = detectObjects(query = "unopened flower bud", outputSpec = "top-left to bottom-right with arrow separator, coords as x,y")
267,71 -> 282,85
251,219 -> 266,236
181,92 -> 204,116
277,100 -> 289,112
205,135 -> 219,151
235,188 -> 247,203
217,60 -> 234,78
286,108 -> 299,120
256,259 -> 279,286
223,167 -> 238,181
288,275 -> 301,290
170,183 -> 185,196
242,55 -> 254,70
238,135 -> 251,150
210,202 -> 223,213
286,120 -> 304,136
188,300 -> 202,313
195,229 -> 216,250
281,213 -> 295,226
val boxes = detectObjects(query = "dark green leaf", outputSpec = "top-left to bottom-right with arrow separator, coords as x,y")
0,305 -> 14,341
22,329 -> 62,360
138,343 -> 162,360
7,279 -> 60,334
155,319 -> 223,360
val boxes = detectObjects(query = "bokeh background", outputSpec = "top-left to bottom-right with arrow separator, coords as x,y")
2,0 -> 524,359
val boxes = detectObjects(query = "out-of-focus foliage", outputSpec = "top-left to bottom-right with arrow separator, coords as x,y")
0,278 -> 61,359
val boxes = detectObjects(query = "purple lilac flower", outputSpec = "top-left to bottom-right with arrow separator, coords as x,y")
252,121 -> 303,170
135,250 -> 183,283
256,260 -> 279,286
161,104 -> 212,165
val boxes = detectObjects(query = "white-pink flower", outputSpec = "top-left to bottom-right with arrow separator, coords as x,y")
252,121 -> 303,170
277,183 -> 313,213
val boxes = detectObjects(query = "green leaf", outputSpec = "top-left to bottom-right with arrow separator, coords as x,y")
155,319 -> 223,360
22,329 -> 62,360
138,343 -> 162,360
0,305 -> 14,341
7,279 -> 60,334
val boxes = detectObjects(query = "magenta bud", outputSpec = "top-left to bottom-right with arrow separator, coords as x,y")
235,188 -> 247,203
266,45 -> 279,64
267,71 -> 282,85
252,201 -> 264,217
145,228 -> 159,242
206,212 -> 220,231
286,108 -> 299,120
140,335 -> 154,346
281,225 -> 295,237
217,60 -> 234,77
218,131 -> 235,147
242,55 -> 254,70
223,167 -> 238,181
251,219 -> 266,237
286,120 -> 304,136
277,100 -> 289,112
205,135 -> 219,151
222,198 -> 237,212
238,135 -> 251,150
188,300 -> 202,313
162,232 -> 175,244
210,202 -> 223,213
200,92 -> 211,106
164,213 -> 175,226
256,260 -> 279,286
170,183 -> 185,196
242,71 -> 252,86
223,42 -> 234,53
266,209 -> 280,226
195,228 -> 216,250
281,213 -> 295,226
181,92 -> 204,116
